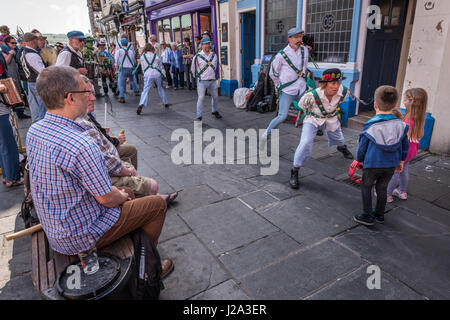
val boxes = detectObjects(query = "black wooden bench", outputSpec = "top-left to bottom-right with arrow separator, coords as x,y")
31,228 -> 134,300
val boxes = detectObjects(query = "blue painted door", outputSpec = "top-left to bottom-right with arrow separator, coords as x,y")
360,0 -> 409,111
241,12 -> 256,88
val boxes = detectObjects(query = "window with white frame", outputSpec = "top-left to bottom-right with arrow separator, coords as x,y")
305,0 -> 354,63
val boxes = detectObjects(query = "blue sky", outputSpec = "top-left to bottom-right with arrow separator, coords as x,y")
1,0 -> 91,35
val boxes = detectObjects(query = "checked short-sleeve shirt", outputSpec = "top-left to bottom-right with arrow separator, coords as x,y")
26,113 -> 121,255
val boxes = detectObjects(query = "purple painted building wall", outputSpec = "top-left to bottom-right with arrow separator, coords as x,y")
144,0 -> 219,58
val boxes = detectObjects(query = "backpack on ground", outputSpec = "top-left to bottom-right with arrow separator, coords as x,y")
246,72 -> 276,113
128,228 -> 165,300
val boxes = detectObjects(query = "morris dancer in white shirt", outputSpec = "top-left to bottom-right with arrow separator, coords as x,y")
289,68 -> 354,189
115,38 -> 140,103
260,27 -> 308,147
136,43 -> 169,115
191,36 -> 221,121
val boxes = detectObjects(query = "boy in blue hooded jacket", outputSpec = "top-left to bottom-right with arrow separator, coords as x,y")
354,86 -> 409,226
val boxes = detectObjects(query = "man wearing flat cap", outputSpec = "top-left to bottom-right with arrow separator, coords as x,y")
261,27 -> 309,147
56,31 -> 88,76
191,36 -> 221,121
20,32 -> 47,122
288,68 -> 354,189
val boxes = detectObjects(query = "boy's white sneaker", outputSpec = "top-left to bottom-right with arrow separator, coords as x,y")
387,195 -> 393,203
393,189 -> 407,200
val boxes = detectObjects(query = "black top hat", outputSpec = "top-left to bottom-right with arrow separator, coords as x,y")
319,68 -> 346,82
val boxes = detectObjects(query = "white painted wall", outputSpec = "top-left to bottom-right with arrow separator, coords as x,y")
402,0 -> 450,154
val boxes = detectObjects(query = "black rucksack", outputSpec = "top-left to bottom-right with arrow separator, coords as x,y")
20,156 -> 39,228
128,228 -> 165,300
247,71 -> 277,113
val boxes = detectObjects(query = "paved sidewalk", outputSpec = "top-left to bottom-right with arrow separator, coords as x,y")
1,86 -> 449,300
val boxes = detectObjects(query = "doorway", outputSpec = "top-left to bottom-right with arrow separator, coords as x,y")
360,0 -> 409,111
241,11 -> 256,88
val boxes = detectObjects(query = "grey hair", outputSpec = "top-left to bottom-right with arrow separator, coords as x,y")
36,65 -> 81,110
150,34 -> 156,39
80,75 -> 90,83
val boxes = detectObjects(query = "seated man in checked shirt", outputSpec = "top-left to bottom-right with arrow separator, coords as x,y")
26,65 -> 174,277
76,75 -> 178,202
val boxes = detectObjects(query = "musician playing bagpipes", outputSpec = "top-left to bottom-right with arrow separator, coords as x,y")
97,39 -> 118,96
82,36 -> 102,97
289,69 -> 354,189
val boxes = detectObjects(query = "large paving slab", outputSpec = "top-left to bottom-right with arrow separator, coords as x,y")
191,280 -> 251,300
238,190 -> 280,210
238,239 -> 364,300
335,207 -> 450,299
299,174 -> 363,218
245,157 -> 315,201
180,198 -> 279,255
157,233 -> 229,300
393,195 -> 450,228
405,174 -> 450,203
306,264 -> 426,300
173,184 -> 225,213
256,195 -> 356,246
218,231 -> 302,278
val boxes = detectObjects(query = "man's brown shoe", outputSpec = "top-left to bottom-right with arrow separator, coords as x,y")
161,258 -> 174,278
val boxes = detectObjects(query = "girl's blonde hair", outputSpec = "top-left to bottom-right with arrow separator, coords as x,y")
404,88 -> 427,142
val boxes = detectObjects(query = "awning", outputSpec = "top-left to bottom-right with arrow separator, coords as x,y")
146,0 -> 210,20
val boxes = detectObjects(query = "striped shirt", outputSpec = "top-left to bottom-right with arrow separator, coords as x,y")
26,112 -> 120,255
76,114 -> 123,175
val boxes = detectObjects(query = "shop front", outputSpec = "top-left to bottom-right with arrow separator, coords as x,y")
144,0 -> 219,51
100,1 -> 149,49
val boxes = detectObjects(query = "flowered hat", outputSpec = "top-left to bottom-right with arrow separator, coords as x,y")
319,68 -> 346,82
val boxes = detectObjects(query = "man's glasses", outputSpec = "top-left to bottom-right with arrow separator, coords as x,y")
9,42 -> 17,45
65,90 -> 91,98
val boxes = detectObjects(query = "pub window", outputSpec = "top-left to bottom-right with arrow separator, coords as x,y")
157,20 -> 163,42
181,14 -> 192,42
264,0 -> 297,55
305,0 -> 354,63
163,19 -> 171,42
172,16 -> 182,45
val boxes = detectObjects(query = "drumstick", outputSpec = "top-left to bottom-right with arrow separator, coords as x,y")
104,101 -> 107,128
6,224 -> 43,241
120,129 -> 125,135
